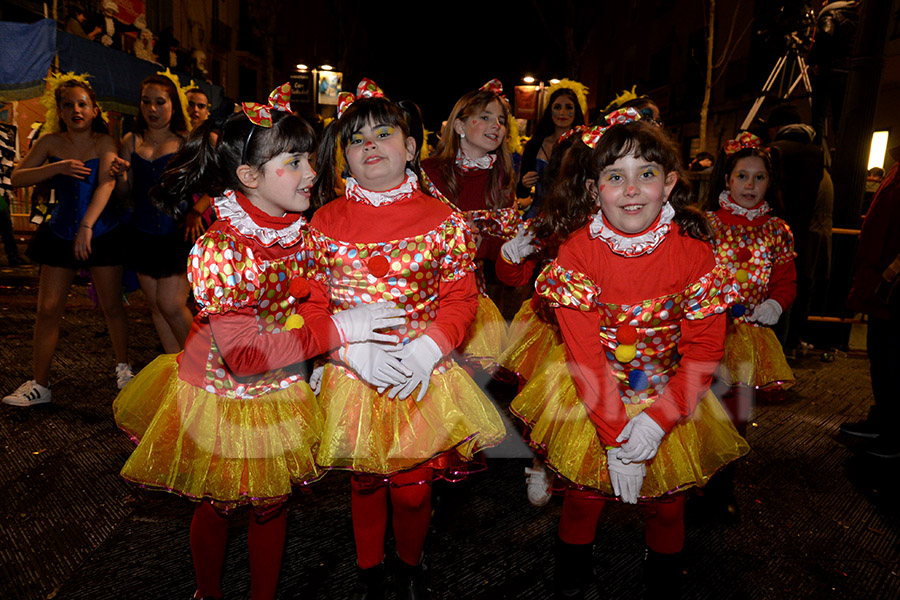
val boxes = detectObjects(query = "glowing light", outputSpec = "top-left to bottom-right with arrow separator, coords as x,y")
868,131 -> 889,170
522,75 -> 535,84
320,64 -> 334,71
296,64 -> 308,71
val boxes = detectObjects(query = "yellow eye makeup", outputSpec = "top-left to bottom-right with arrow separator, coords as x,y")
350,133 -> 364,144
374,125 -> 395,137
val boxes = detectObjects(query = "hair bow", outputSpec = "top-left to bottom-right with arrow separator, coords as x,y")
604,106 -> 643,127
580,125 -> 607,149
242,82 -> 292,127
724,131 -> 763,155
337,78 -> 386,118
558,125 -> 588,145
479,78 -> 509,105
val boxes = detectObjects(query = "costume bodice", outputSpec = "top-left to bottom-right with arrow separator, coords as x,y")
131,151 -> 179,234
48,157 -> 119,239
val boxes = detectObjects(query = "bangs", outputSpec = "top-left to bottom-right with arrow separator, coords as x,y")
266,114 -> 317,158
594,122 -> 681,172
339,98 -> 408,149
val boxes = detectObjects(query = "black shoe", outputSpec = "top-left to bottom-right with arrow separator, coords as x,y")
863,436 -> 900,459
554,540 -> 592,599
350,563 -> 386,600
840,420 -> 882,439
644,549 -> 682,600
395,556 -> 431,600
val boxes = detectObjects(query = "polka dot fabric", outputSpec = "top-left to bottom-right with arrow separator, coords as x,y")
708,212 -> 795,325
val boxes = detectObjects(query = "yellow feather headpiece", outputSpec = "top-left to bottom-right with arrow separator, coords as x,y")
40,72 -> 108,135
155,68 -> 193,132
601,85 -> 640,115
542,79 -> 590,118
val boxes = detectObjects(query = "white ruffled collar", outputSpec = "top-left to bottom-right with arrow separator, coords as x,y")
456,150 -> 497,172
719,190 -> 770,220
589,202 -> 675,257
213,189 -> 306,248
345,169 -> 418,207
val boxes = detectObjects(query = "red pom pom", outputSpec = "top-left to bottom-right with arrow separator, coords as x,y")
737,248 -> 752,262
616,325 -> 638,345
368,255 -> 390,278
289,277 -> 311,300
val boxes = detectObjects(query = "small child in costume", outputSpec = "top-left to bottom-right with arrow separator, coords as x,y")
3,73 -> 131,406
510,110 -> 749,597
497,127 -> 594,506
421,79 -> 518,370
706,132 -> 797,419
112,83 -> 404,600
309,80 -> 506,600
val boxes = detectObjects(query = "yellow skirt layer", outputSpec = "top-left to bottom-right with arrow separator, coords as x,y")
498,299 -> 561,383
721,321 -> 795,390
510,345 -> 750,499
456,294 -> 508,370
316,362 -> 506,475
113,354 -> 323,508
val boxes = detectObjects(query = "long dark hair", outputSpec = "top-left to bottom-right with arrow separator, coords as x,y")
530,88 -> 586,148
152,110 -> 316,217
134,75 -> 189,136
312,96 -> 425,209
428,89 -> 515,209
705,145 -> 783,217
532,135 -> 596,244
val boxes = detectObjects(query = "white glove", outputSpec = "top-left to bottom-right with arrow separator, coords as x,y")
339,342 -> 412,389
500,226 -> 536,265
330,301 -> 406,345
309,364 -> 324,395
607,447 -> 646,504
616,412 -> 666,464
387,335 -> 443,402
747,299 -> 782,326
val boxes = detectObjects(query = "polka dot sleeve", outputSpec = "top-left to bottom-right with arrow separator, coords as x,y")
535,260 -> 601,311
680,263 -> 739,321
188,231 -> 261,316
438,212 -> 478,282
770,218 -> 797,265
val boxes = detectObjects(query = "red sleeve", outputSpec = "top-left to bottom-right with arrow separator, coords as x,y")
767,258 -> 797,311
642,312 -> 726,433
496,253 -> 538,287
425,272 -> 479,354
209,302 -> 339,378
555,303 -> 628,447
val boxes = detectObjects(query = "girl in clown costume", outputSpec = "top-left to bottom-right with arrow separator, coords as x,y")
309,80 -> 506,600
112,84 -> 404,600
510,112 -> 749,597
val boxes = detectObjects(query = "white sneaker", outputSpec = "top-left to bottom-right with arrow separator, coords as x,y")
116,363 -> 134,389
2,380 -> 52,407
525,466 -> 552,507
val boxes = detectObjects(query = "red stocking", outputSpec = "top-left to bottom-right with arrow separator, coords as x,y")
190,501 -> 229,599
558,488 -> 606,545
351,476 -> 389,569
248,506 -> 287,600
389,467 -> 434,566
644,495 -> 685,554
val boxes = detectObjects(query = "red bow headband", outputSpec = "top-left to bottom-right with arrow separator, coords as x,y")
580,107 -> 644,149
724,131 -> 763,155
242,82 -> 292,127
337,78 -> 386,118
558,125 -> 589,145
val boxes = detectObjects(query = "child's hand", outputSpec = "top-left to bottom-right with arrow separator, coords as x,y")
57,159 -> 92,179
309,365 -> 324,395
500,226 -> 536,264
521,170 -> 539,188
339,342 -> 411,389
184,209 -> 207,242
747,299 -> 782,326
606,447 -> 645,504
109,156 -> 130,178
73,225 -> 93,261
616,412 -> 665,464
331,302 -> 406,345
387,335 -> 442,402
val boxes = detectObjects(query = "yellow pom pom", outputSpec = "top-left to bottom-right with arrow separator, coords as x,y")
735,269 -> 749,283
284,314 -> 305,331
615,344 -> 637,363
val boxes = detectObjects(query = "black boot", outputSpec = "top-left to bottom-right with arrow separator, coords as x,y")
394,556 -> 431,600
350,562 -> 386,600
554,539 -> 593,599
643,548 -> 682,600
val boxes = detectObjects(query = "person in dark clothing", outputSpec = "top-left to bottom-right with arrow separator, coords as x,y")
840,147 -> 900,459
766,104 -> 826,355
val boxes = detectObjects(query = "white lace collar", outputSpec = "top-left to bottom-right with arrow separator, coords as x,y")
589,202 -> 675,257
719,190 -> 770,221
345,169 -> 418,207
213,189 -> 306,248
455,150 -> 497,172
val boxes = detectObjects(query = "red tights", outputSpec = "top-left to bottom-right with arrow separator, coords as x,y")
190,501 -> 287,600
558,489 -> 685,554
351,466 -> 434,569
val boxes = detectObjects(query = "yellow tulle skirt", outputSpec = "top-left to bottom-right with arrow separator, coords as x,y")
113,354 -> 323,509
498,300 -> 562,384
510,345 -> 750,499
456,295 -> 508,371
315,362 -> 507,476
721,322 -> 795,390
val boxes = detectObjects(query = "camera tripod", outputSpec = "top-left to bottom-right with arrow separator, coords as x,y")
740,33 -> 813,131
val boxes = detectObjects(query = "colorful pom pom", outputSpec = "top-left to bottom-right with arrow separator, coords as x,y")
628,369 -> 649,391
368,255 -> 390,278
284,314 -> 305,331
616,325 -> 639,345
289,277 -> 311,300
615,344 -> 637,363
731,304 -> 746,318
735,269 -> 749,283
